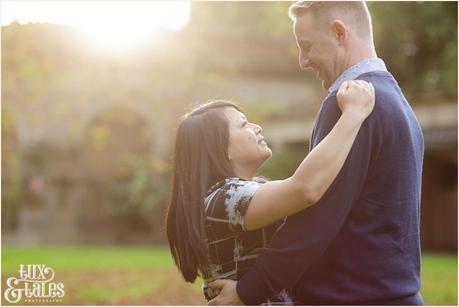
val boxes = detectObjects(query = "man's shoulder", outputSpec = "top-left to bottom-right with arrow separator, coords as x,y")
319,70 -> 407,126
358,70 -> 393,79
327,70 -> 394,96
355,71 -> 409,111
357,71 -> 400,97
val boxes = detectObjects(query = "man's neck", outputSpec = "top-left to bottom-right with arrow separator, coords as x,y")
332,47 -> 376,86
327,46 -> 380,92
344,45 -> 377,72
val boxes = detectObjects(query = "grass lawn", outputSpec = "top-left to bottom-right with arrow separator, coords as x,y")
420,253 -> 458,305
1,246 -> 457,305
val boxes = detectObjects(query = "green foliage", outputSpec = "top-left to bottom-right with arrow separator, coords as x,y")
258,145 -> 306,180
188,2 -> 457,96
121,155 -> 170,210
369,2 -> 457,97
107,153 -> 171,227
76,106 -> 170,235
242,98 -> 284,123
1,106 -> 22,231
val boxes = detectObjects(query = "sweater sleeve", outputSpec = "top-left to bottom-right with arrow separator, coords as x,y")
236,93 -> 381,304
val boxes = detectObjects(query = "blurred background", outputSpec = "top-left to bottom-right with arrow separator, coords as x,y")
1,1 -> 457,305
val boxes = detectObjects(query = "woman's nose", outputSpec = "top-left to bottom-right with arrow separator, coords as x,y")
253,123 -> 262,134
299,57 -> 311,70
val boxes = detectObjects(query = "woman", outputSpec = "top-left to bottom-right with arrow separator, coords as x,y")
166,80 -> 375,304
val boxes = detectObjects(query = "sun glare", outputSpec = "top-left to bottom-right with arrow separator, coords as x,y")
1,1 -> 191,51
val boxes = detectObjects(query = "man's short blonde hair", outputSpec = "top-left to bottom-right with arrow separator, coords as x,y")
289,1 -> 373,42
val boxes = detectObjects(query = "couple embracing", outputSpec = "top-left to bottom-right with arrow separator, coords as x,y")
166,1 -> 424,305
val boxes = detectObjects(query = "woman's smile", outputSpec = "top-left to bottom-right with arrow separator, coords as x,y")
258,138 -> 268,146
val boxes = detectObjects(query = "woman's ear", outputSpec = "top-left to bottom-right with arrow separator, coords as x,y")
330,19 -> 347,45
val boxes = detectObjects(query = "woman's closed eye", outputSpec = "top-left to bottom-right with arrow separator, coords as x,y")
300,43 -> 311,53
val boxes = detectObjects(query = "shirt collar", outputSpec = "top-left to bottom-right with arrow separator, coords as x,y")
327,57 -> 387,94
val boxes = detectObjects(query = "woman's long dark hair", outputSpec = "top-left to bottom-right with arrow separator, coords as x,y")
166,100 -> 241,283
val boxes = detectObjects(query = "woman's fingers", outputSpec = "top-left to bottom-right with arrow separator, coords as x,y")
370,83 -> 375,93
338,80 -> 349,95
337,80 -> 375,107
208,280 -> 225,289
352,80 -> 374,96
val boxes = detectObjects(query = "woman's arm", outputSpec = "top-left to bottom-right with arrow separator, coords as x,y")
244,80 -> 375,230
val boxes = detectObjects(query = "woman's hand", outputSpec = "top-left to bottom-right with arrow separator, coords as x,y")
207,280 -> 243,305
241,80 -> 376,231
337,80 -> 375,122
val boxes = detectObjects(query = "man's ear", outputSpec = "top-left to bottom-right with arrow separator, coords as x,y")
330,19 -> 347,45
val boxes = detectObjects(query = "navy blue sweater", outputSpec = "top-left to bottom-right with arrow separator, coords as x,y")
236,71 -> 424,305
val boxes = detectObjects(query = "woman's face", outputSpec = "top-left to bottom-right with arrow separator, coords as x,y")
224,107 -> 272,174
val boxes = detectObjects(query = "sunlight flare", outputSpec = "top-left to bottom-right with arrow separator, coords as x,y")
1,1 -> 191,50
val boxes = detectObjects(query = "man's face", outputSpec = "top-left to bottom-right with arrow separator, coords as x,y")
294,13 -> 342,89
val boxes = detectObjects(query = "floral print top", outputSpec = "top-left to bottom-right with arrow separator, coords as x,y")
202,177 -> 294,305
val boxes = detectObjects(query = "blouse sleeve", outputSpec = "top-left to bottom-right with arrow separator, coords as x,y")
205,178 -> 263,233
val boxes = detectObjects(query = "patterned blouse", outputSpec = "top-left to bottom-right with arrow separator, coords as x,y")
201,177 -> 294,305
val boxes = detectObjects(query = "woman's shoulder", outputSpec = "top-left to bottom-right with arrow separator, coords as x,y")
206,177 -> 266,195
204,177 -> 265,221
206,177 -> 241,196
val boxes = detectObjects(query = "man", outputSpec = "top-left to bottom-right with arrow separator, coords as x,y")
209,1 -> 424,305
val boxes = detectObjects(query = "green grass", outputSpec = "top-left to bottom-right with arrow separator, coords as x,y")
421,253 -> 458,305
2,246 -> 173,273
1,246 -> 205,305
1,246 -> 457,305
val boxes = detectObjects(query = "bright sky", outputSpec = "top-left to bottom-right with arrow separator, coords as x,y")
1,1 -> 191,50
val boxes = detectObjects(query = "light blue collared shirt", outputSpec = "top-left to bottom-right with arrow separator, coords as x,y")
327,57 -> 387,95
